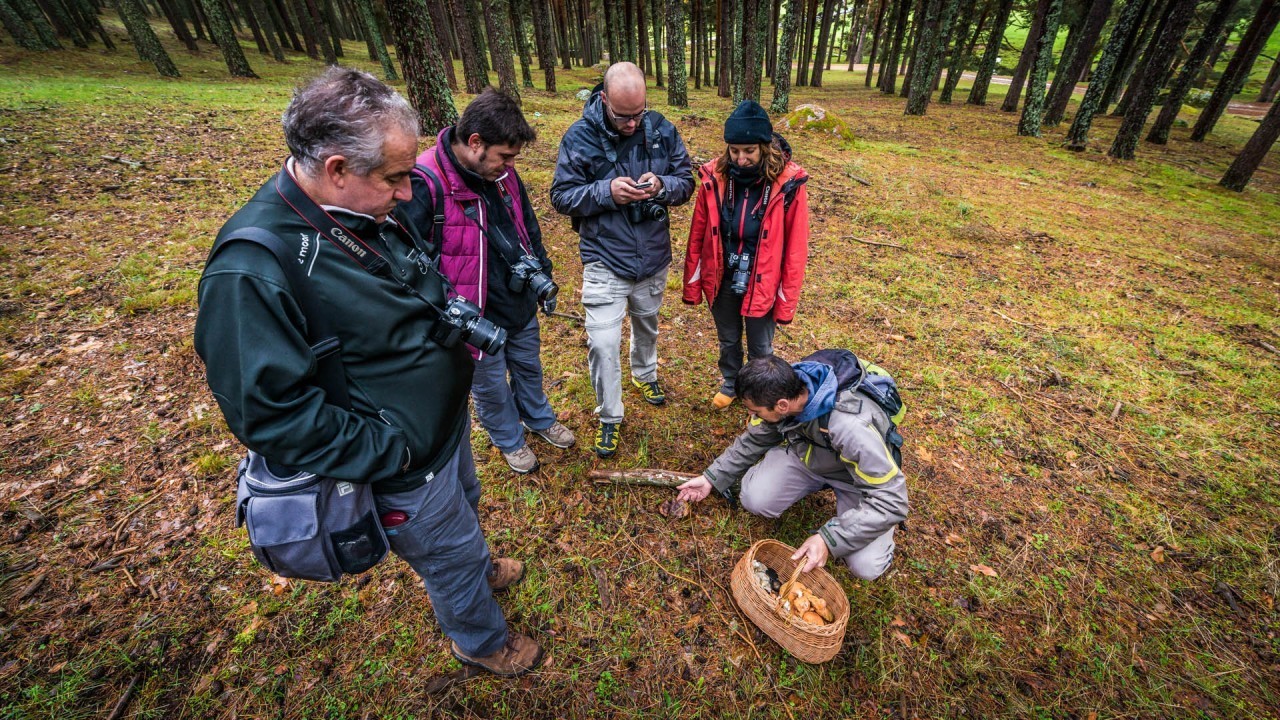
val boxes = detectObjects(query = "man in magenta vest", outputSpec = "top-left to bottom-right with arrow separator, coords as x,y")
404,89 -> 575,474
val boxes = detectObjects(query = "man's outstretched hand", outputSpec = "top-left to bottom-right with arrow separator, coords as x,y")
676,474 -> 713,503
791,534 -> 830,573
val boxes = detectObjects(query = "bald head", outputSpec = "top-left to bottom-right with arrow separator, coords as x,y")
601,62 -> 647,136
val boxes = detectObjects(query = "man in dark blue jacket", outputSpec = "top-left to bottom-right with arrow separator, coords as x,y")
194,68 -> 542,678
550,62 -> 694,458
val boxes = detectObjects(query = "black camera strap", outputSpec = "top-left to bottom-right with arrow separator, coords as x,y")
207,227 -> 351,411
273,165 -> 455,318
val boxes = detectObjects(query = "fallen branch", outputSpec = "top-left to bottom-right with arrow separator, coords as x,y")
17,572 -> 46,601
101,154 -> 143,170
991,309 -> 1044,331
847,173 -> 872,187
170,177 -> 209,184
1259,341 -> 1279,357
105,673 -> 143,720
1109,401 -> 1123,422
936,251 -> 968,259
590,469 -> 700,488
547,310 -> 585,323
845,235 -> 906,250
112,493 -> 162,545
589,565 -> 613,611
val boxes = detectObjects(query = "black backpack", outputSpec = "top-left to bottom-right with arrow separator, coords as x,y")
802,349 -> 905,468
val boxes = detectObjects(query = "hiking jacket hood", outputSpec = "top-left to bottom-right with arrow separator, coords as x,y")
682,159 -> 809,321
194,166 -> 473,495
550,88 -> 695,281
703,364 -> 908,558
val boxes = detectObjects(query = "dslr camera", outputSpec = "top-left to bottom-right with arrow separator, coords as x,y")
430,296 -> 507,355
508,254 -> 558,303
625,200 -> 667,224
728,252 -> 752,295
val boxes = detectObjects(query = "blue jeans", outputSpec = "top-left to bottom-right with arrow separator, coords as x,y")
374,435 -> 508,657
471,314 -> 558,453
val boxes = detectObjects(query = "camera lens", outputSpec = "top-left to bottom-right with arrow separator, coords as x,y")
465,315 -> 507,355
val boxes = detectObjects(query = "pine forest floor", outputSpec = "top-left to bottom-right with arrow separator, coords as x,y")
1,33 -> 1279,720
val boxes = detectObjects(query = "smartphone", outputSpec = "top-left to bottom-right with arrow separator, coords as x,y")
632,180 -> 654,189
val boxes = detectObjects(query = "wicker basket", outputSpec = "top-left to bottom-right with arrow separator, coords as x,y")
730,539 -> 850,663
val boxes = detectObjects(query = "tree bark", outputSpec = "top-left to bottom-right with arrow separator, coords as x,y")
1100,0 -> 1160,111
11,0 -> 61,47
1064,0 -> 1144,149
1043,0 -> 1113,125
668,0 -> 688,104
772,0 -> 802,110
1016,0 -> 1062,134
904,0 -> 942,114
485,0 -> 519,101
864,0 -> 887,85
235,0 -> 271,54
510,0 -> 533,87
967,0 -> 1012,104
113,0 -> 184,73
302,0 -> 337,63
718,0 -> 731,95
1258,54 -> 1280,103
1147,0 -> 1237,143
1111,0 -> 1174,117
0,0 -> 47,49
937,0 -> 979,102
1107,0 -> 1196,157
200,0 -> 259,74
387,0 -> 457,134
797,0 -> 819,85
448,0 -> 488,91
1220,93 -> 1280,190
651,0 -> 665,85
529,0 -> 556,90
879,0 -> 909,92
810,0 -> 837,86
1001,0 -> 1052,112
1191,0 -> 1280,140
249,0 -> 287,58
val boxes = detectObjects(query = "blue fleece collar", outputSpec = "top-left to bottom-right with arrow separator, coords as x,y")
790,361 -> 838,424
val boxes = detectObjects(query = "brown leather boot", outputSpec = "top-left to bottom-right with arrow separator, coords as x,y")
451,632 -> 545,677
487,558 -> 525,592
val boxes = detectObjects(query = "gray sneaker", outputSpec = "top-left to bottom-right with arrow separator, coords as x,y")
530,421 -> 576,449
502,445 -> 539,474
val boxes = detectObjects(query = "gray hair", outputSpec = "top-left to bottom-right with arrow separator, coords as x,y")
282,67 -> 419,176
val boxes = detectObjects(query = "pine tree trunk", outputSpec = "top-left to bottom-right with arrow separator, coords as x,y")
1111,0 -> 1174,117
1016,0 -> 1062,134
1001,0 -> 1051,112
898,0 -> 924,96
810,0 -> 836,86
741,0 -> 765,99
39,0 -> 90,47
768,0 -> 780,74
1191,0 -> 1280,141
903,0 -> 938,113
510,0 -> 533,87
1100,0 -> 1160,111
291,0 -> 319,58
651,0 -> 664,85
731,0 -> 745,101
236,0 -> 271,54
424,0 -> 457,89
864,0 -> 887,85
386,0 -> 457,134
250,0 -> 286,58
1108,0 -> 1196,156
0,0 -> 50,48
624,0 -> 637,60
464,0 -> 489,72
1064,0 -> 1144,149
702,0 -> 713,83
1147,0 -> 1237,143
302,0 -> 336,63
321,0 -> 344,57
937,0 -> 978,102
667,0 -> 688,104
796,0 -> 818,85
925,0 -> 958,93
1196,30 -> 1227,87
200,0 -> 259,74
113,0 -> 182,74
353,0 -> 395,78
449,0 -> 488,91
772,0 -> 802,110
12,0 -> 62,47
637,0 -> 650,73
879,0 -> 909,92
269,0 -> 301,51
529,0 -> 555,90
1258,54 -> 1280,103
1043,0 -> 1113,125
556,0 -> 573,70
72,0 -> 117,49
967,0 -> 1012,104
485,0 -> 519,101
1220,93 -> 1280,190
718,0 -> 731,95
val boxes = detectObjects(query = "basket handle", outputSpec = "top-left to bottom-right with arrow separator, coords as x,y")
778,563 -> 806,602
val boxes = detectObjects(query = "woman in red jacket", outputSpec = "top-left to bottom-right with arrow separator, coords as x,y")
682,100 -> 810,409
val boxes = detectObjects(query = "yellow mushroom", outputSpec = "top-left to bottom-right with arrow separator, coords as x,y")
801,611 -> 826,626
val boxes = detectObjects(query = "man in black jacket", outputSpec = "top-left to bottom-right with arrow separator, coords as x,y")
550,62 -> 694,458
194,68 -> 542,677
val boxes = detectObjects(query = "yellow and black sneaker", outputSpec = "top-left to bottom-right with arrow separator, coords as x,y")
593,421 -> 620,458
631,377 -> 666,406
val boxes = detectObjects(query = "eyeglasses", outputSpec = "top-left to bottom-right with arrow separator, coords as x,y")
604,103 -> 648,126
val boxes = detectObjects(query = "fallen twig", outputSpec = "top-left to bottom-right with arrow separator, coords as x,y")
105,673 -> 143,720
589,565 -> 613,611
936,251 -> 968,259
991,309 -> 1044,331
170,177 -> 209,184
113,493 -> 162,545
1259,341 -> 1279,357
101,154 -> 143,170
589,469 -> 699,488
844,235 -> 906,250
547,310 -> 585,323
17,572 -> 46,601
1109,401 -> 1123,422
847,173 -> 872,187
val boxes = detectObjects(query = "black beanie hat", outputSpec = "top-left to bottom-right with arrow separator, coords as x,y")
724,100 -> 772,145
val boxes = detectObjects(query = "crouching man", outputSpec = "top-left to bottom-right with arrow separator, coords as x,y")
676,351 -> 907,579
194,68 -> 542,677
